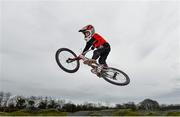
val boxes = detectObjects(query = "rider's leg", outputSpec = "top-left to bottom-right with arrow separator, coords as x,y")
90,43 -> 110,77
92,49 -> 101,60
92,46 -> 107,61
83,48 -> 102,65
98,44 -> 111,67
89,49 -> 103,77
99,53 -> 108,67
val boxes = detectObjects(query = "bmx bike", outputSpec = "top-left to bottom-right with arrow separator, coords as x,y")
55,48 -> 130,86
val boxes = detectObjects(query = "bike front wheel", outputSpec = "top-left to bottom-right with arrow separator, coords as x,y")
101,67 -> 130,86
55,48 -> 80,73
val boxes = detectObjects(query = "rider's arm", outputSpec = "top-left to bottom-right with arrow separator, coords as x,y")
82,38 -> 96,54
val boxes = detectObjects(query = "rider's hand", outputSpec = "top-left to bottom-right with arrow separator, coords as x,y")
78,54 -> 84,59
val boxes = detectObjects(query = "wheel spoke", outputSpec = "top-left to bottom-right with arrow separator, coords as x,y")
55,48 -> 80,73
58,51 -> 77,70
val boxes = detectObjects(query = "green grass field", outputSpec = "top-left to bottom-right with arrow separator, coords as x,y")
0,109 -> 67,116
0,109 -> 180,116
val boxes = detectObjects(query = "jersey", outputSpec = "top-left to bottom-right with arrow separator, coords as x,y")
82,33 -> 108,53
92,33 -> 107,48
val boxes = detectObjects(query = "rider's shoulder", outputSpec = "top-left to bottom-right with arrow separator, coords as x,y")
92,33 -> 101,38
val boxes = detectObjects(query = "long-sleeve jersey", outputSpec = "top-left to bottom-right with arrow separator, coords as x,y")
83,38 -> 96,53
83,33 -> 108,53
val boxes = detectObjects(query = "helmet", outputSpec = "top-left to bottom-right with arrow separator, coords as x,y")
79,25 -> 95,42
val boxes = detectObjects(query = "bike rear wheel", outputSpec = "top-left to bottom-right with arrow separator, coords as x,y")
55,48 -> 80,73
101,67 -> 130,86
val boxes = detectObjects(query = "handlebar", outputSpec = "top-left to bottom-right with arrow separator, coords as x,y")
68,49 -> 92,61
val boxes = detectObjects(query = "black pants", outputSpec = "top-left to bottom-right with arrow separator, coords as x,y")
92,43 -> 111,65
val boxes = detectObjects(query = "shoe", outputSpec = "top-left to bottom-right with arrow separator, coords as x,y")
97,65 -> 102,73
91,68 -> 102,78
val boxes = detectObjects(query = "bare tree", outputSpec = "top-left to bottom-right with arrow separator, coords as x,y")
4,92 -> 11,107
56,99 -> 66,110
0,91 -> 4,107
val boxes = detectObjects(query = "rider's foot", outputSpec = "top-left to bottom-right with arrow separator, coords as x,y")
91,68 -> 102,78
97,65 -> 104,73
94,65 -> 105,78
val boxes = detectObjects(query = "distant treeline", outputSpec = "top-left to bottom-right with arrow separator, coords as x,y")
0,91 -> 180,112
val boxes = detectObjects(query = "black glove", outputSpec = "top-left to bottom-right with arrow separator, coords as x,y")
91,46 -> 95,50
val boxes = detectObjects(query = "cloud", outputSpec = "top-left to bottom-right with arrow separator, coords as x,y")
154,88 -> 180,104
1,0 -> 179,104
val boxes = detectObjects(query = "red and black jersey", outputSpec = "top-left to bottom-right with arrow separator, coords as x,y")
92,33 -> 107,48
83,33 -> 108,53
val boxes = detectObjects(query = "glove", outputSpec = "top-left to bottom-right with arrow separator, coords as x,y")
91,46 -> 95,50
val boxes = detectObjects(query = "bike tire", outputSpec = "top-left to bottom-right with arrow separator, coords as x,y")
102,67 -> 130,86
55,48 -> 80,73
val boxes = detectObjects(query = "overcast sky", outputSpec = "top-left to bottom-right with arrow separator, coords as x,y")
1,0 -> 179,105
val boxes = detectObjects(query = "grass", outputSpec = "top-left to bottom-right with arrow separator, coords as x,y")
167,111 -> 180,116
88,111 -> 102,116
112,109 -> 180,116
112,109 -> 143,116
0,109 -> 180,116
0,109 -> 67,116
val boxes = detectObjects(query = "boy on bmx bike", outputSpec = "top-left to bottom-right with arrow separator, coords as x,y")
79,25 -> 111,70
